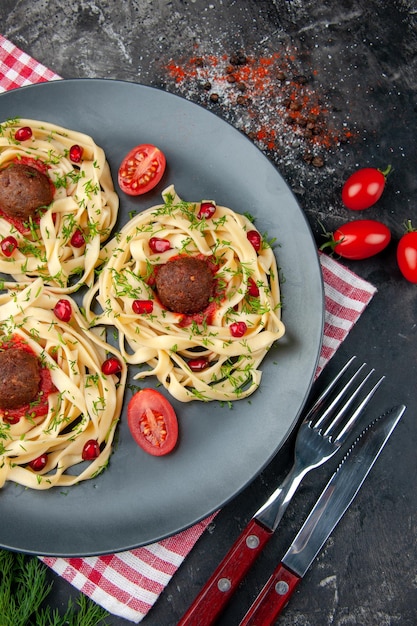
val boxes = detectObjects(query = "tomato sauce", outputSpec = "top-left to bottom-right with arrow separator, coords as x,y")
178,299 -> 218,327
0,206 -> 31,235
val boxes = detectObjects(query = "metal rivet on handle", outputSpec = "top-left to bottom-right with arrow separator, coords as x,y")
217,577 -> 232,592
275,580 -> 289,596
246,534 -> 260,549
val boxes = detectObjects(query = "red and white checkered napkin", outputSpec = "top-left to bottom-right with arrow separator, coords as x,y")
0,34 -> 60,91
1,35 -> 377,623
41,251 -> 376,623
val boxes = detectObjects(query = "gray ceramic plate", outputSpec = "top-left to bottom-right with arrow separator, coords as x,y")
0,79 -> 323,556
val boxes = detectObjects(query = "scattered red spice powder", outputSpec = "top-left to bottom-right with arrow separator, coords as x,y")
164,48 -> 353,167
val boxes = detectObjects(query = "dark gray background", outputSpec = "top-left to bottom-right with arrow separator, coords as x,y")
1,1 -> 417,624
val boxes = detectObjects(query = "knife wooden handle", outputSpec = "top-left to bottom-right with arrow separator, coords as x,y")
239,562 -> 301,625
178,518 -> 273,626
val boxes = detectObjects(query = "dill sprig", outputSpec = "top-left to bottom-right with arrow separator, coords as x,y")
0,549 -> 109,626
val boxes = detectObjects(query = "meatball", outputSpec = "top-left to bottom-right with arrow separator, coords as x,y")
0,348 -> 41,409
0,163 -> 53,220
155,256 -> 214,314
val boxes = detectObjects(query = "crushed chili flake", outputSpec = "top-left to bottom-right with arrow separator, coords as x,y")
164,48 -> 353,169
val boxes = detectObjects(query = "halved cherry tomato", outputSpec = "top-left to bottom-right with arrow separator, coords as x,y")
320,219 -> 391,260
127,388 -> 178,456
342,166 -> 391,210
397,221 -> 417,283
118,144 -> 166,195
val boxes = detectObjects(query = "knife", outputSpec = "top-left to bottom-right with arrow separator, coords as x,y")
239,404 -> 406,626
178,360 -> 382,626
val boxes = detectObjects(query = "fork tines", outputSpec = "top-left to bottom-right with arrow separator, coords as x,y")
306,356 -> 385,444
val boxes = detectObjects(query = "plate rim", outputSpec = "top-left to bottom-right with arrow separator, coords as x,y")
0,77 -> 324,556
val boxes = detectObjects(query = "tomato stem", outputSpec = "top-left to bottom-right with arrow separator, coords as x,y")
319,238 -> 337,253
403,219 -> 416,233
379,164 -> 392,178
317,219 -> 343,254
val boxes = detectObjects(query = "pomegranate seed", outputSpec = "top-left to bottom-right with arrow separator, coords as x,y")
247,230 -> 262,252
230,321 -> 247,337
54,299 -> 72,322
101,356 -> 122,375
1,235 -> 18,257
247,277 -> 260,297
188,357 -> 209,372
69,144 -> 83,163
82,439 -> 100,460
29,454 -> 48,471
70,229 -> 85,248
132,300 -> 154,314
14,126 -> 32,141
149,237 -> 171,253
198,202 -> 216,220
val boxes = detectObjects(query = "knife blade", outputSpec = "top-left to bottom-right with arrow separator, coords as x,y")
239,404 -> 406,626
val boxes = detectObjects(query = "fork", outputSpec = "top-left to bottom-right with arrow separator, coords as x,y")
178,356 -> 384,626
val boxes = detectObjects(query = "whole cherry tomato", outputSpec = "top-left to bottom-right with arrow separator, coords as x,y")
321,219 -> 391,260
397,221 -> 417,283
342,166 -> 391,210
127,388 -> 179,456
118,144 -> 166,195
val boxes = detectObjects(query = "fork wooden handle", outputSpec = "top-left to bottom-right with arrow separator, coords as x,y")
178,519 -> 273,626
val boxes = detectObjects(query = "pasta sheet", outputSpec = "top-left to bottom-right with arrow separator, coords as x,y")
0,279 -> 126,490
0,118 -> 119,293
84,186 -> 285,402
